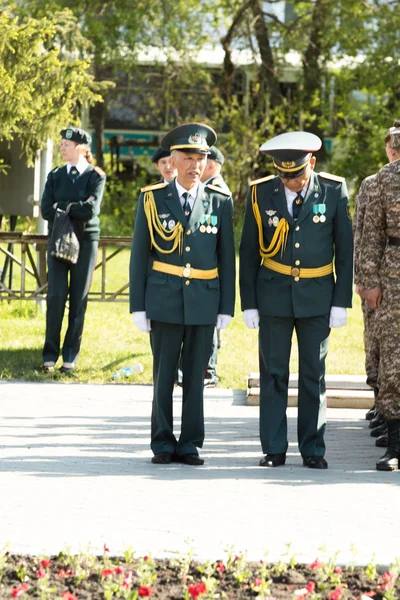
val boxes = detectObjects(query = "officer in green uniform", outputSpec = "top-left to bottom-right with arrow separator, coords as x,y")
130,123 -> 236,465
239,131 -> 353,469
41,127 -> 106,373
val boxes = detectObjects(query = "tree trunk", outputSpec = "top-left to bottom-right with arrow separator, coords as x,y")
250,0 -> 283,110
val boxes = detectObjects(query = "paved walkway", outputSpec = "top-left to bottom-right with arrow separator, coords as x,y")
0,381 -> 398,567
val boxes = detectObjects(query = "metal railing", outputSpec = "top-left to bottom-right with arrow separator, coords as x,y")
0,232 -> 132,302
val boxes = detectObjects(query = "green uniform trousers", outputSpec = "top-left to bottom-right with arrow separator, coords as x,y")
259,314 -> 330,457
150,321 -> 214,456
43,240 -> 98,364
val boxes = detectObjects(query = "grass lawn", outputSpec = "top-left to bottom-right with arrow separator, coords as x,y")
0,249 -> 365,388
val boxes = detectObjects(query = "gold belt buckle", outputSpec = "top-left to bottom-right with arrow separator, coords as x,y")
182,266 -> 191,278
291,267 -> 300,277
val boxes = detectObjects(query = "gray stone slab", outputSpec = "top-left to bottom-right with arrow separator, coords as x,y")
0,381 -> 398,568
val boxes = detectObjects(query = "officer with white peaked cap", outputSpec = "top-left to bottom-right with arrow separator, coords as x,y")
239,131 -> 353,469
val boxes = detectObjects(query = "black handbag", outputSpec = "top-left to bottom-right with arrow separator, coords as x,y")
49,205 -> 80,265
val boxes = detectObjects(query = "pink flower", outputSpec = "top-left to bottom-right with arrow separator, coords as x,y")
334,566 -> 342,574
40,559 -> 52,568
188,582 -> 207,598
138,586 -> 153,597
310,558 -> 323,570
115,565 -> 125,575
11,584 -> 29,598
216,562 -> 225,573
329,587 -> 345,600
306,581 -> 316,593
103,543 -> 110,552
378,571 -> 396,591
57,569 -> 73,578
37,567 -> 46,578
254,578 -> 262,587
61,593 -> 78,600
101,568 -> 114,577
122,571 -> 133,590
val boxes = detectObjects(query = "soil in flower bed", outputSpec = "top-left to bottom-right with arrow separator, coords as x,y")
0,551 -> 398,599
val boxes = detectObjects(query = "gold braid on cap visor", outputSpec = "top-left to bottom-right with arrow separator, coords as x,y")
170,144 -> 209,151
273,156 -> 311,173
251,185 -> 289,259
144,191 -> 184,254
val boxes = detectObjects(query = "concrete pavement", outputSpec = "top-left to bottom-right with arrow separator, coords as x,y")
0,380 -> 398,567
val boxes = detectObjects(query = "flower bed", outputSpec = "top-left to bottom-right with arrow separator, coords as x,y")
0,547 -> 398,599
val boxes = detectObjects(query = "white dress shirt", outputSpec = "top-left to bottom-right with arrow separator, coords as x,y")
66,156 -> 89,176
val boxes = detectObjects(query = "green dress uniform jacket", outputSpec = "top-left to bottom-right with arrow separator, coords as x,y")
40,164 -> 106,366
129,179 -> 235,457
41,164 -> 106,240
130,180 -> 236,324
239,170 -> 353,317
239,170 -> 353,459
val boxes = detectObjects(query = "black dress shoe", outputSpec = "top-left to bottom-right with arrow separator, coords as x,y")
42,361 -> 55,372
376,433 -> 388,448
369,413 -> 385,429
365,406 -> 376,420
151,453 -> 172,464
303,456 -> 328,469
259,453 -> 286,467
175,453 -> 204,466
370,422 -> 387,437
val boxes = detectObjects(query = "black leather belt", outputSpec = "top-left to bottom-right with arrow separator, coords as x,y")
388,236 -> 400,247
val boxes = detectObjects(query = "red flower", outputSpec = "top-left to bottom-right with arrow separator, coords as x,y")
138,586 -> 153,597
143,555 -> 149,562
216,562 -> 225,573
188,582 -> 207,598
40,559 -> 52,568
306,581 -> 316,593
57,569 -> 73,578
329,587 -> 345,600
103,544 -> 110,553
37,567 -> 46,578
101,568 -> 114,577
61,593 -> 78,600
115,565 -> 125,575
11,584 -> 29,598
310,558 -> 323,570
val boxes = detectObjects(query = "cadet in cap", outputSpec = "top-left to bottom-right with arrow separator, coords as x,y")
359,121 -> 400,471
130,122 -> 235,466
151,147 -> 176,184
208,146 -> 225,165
40,124 -> 106,375
239,130 -> 353,470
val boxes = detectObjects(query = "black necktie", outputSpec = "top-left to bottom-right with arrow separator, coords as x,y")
69,168 -> 78,183
182,192 -> 191,220
292,194 -> 303,220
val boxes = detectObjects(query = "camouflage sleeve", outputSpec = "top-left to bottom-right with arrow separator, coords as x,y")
353,175 -> 376,285
358,174 -> 386,289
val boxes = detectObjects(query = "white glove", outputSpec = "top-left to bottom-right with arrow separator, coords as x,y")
132,311 -> 151,333
243,309 -> 259,329
216,314 -> 232,330
329,306 -> 347,328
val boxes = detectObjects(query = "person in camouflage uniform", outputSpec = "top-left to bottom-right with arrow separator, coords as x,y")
359,124 -> 400,471
353,121 -> 400,426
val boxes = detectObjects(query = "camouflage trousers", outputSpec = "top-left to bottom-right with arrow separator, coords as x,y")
374,294 -> 400,420
361,299 -> 379,398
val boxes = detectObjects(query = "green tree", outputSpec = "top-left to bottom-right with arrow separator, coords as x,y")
0,6 -> 105,167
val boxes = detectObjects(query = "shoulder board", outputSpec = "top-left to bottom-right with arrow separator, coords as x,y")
206,183 -> 230,196
50,166 -> 60,174
319,172 -> 345,183
94,165 -> 106,177
249,174 -> 275,186
141,182 -> 168,193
